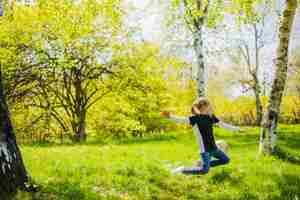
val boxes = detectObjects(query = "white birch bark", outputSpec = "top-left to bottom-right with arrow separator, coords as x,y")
193,27 -> 206,97
259,0 -> 298,155
182,0 -> 208,97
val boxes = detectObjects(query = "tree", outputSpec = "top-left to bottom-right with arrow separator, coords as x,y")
229,14 -> 269,125
0,0 -> 124,142
170,0 -> 223,97
225,0 -> 278,126
91,42 -> 171,138
0,2 -> 29,197
31,35 -> 120,142
0,70 -> 29,198
34,0 -> 123,142
259,0 -> 298,155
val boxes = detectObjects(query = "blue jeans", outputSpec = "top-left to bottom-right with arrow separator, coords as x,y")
182,148 -> 230,175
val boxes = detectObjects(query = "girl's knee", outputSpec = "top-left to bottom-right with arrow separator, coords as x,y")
202,165 -> 210,174
223,157 -> 230,164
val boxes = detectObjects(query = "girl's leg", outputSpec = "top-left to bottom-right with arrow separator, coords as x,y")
209,149 -> 230,167
182,152 -> 210,175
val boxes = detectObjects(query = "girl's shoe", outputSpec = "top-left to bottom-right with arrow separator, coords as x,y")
171,166 -> 185,174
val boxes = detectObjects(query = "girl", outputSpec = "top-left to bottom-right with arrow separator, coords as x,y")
161,97 -> 240,175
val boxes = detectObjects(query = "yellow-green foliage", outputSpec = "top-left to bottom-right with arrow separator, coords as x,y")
280,96 -> 300,124
163,78 -> 300,127
211,95 -> 300,125
3,1 -> 299,141
87,43 -> 182,138
88,95 -> 147,139
210,96 -> 265,125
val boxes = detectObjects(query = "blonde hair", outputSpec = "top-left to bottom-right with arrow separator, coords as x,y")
191,97 -> 211,115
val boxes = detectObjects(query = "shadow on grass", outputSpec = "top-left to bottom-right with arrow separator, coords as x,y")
274,146 -> 300,165
209,168 -> 242,186
21,180 -> 101,200
277,134 -> 300,151
275,173 -> 300,200
209,171 -> 300,200
12,183 -> 89,200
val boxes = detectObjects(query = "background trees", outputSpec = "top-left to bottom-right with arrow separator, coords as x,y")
0,0 -> 177,144
28,1 -> 123,141
228,13 -> 269,126
1,0 -> 125,142
1,0 -> 299,145
1,0 -> 300,198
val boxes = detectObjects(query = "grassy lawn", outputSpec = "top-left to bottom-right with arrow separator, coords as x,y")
16,125 -> 300,200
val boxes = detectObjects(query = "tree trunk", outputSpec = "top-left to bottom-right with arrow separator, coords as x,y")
253,24 -> 263,126
0,1 -> 3,17
259,0 -> 298,155
73,73 -> 87,142
254,91 -> 263,126
182,0 -> 208,98
193,25 -> 206,97
74,111 -> 87,142
253,79 -> 263,126
0,69 -> 28,198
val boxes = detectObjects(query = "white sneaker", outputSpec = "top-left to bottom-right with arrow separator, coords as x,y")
171,166 -> 185,174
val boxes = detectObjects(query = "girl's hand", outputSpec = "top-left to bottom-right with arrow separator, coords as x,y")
160,111 -> 171,118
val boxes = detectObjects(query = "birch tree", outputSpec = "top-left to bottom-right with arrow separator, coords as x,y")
170,0 -> 223,97
0,71 -> 29,198
0,1 -> 29,197
242,23 -> 264,125
229,14 -> 269,125
259,0 -> 298,155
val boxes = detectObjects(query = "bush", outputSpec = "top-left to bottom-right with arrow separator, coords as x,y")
211,95 -> 300,126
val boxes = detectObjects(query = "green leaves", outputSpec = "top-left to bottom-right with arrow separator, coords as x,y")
169,0 -> 224,31
227,0 -> 267,25
169,0 -> 271,31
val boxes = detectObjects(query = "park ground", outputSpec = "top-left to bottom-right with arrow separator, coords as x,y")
15,125 -> 300,200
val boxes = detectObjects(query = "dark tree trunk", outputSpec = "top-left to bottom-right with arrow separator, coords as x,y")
73,73 -> 87,142
253,80 -> 263,126
255,93 -> 263,126
74,111 -> 87,142
0,2 -> 3,17
0,69 -> 28,198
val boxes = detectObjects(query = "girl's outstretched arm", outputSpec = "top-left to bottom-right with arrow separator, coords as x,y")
217,121 -> 240,132
168,115 -> 190,124
160,111 -> 190,124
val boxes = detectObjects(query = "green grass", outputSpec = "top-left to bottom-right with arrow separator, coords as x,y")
16,125 -> 300,200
